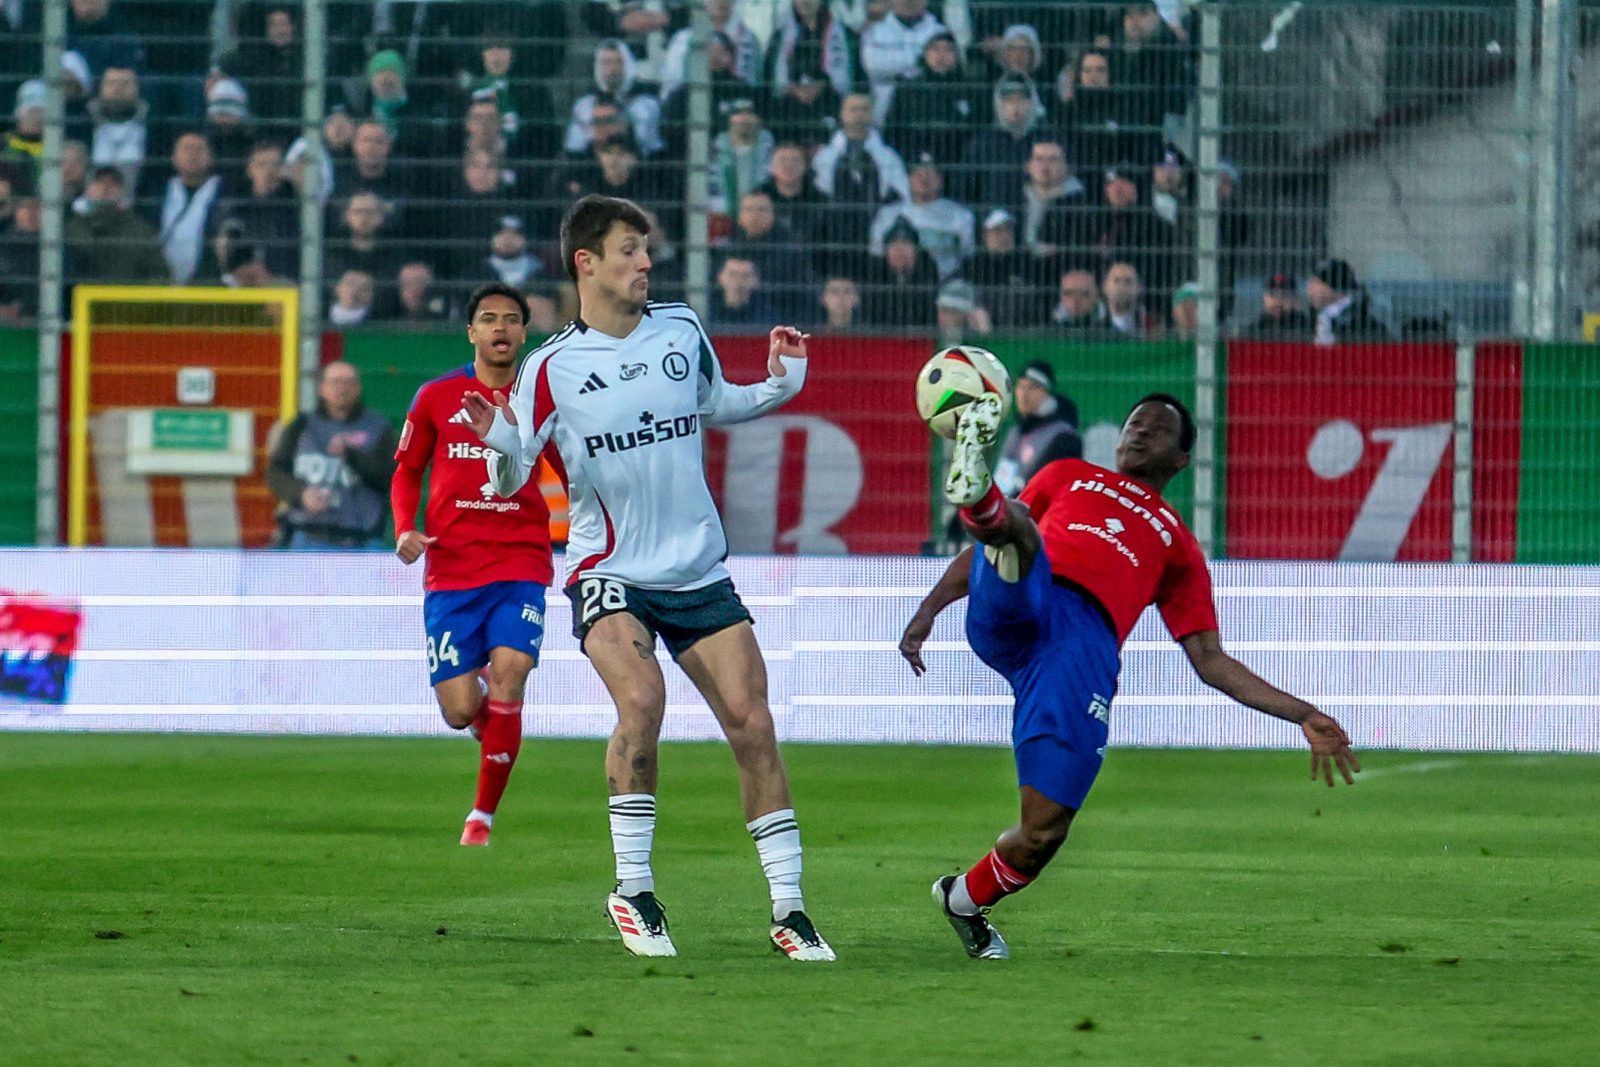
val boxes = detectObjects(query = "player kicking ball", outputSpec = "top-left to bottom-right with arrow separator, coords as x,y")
391,284 -> 555,847
900,390 -> 1360,959
462,195 -> 834,961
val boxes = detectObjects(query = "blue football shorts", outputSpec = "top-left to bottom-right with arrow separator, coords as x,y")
964,545 -> 1121,810
422,580 -> 547,685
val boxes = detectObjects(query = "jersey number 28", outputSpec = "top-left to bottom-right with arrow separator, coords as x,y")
578,578 -> 628,625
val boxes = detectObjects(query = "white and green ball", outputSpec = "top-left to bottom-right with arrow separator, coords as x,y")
914,345 -> 1013,439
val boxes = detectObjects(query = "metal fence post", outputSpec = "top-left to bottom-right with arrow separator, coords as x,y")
296,0 -> 327,409
34,0 -> 68,545
1192,5 -> 1222,557
1511,0 -> 1535,337
1452,342 -> 1475,562
684,3 -> 712,320
1531,0 -> 1575,341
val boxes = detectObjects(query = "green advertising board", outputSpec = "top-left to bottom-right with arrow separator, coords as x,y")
0,327 -> 38,544
984,337 -> 1202,529
1517,345 -> 1600,563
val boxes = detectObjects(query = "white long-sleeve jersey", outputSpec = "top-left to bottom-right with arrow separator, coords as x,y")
482,303 -> 806,592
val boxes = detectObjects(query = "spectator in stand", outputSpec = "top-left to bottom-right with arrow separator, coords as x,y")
883,30 -> 984,169
333,119 -> 412,205
376,0 -> 567,84
660,0 -> 761,102
861,216 -> 940,329
816,274 -> 863,333
1240,272 -> 1313,339
710,254 -> 780,330
860,0 -> 945,124
636,204 -> 685,305
216,140 -> 298,279
204,78 -> 257,189
267,360 -> 398,549
61,140 -> 90,204
1109,1 -> 1193,132
66,0 -> 145,93
708,96 -> 774,216
345,51 -> 435,156
1307,258 -> 1391,344
66,166 -> 170,283
485,217 -> 559,331
580,0 -> 688,88
1052,48 -> 1150,176
566,39 -> 664,158
813,92 -> 911,259
1100,259 -> 1156,336
217,4 -> 302,131
423,148 -> 517,280
0,194 -> 41,322
970,2 -> 1086,86
328,268 -> 375,327
287,107 -> 354,204
83,66 -> 149,192
141,131 -> 225,285
659,32 -> 751,159
1169,280 -> 1198,341
1049,266 -> 1104,333
994,23 -> 1048,115
869,154 -> 973,280
1150,146 -> 1188,226
994,359 -> 1082,497
4,81 -> 46,184
463,32 -> 561,163
1019,138 -> 1092,269
969,208 -> 1044,329
764,0 -> 860,146
759,141 -> 825,245
462,95 -> 513,167
326,191 -> 400,298
728,189 -> 813,315
393,262 -> 453,322
556,134 -> 660,207
1088,162 -> 1176,300
960,73 -> 1053,213
218,241 -> 283,288
936,278 -> 992,347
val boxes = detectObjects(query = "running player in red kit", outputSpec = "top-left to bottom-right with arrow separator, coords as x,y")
391,283 -> 554,846
901,391 -> 1360,959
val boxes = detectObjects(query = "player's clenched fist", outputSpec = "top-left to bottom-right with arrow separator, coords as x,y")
768,326 -> 810,377
460,389 -> 517,442
395,530 -> 437,564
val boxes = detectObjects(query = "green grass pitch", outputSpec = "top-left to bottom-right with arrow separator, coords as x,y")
2,734 -> 1597,1066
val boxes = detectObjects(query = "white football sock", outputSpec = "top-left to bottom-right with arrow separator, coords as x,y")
609,794 -> 657,897
747,808 -> 804,921
947,874 -> 980,916
467,809 -> 493,827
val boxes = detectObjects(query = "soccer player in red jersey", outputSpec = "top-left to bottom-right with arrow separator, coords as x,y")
901,391 -> 1361,959
391,283 -> 555,846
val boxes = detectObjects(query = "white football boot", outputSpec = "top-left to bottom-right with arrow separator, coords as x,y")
943,392 -> 1004,508
770,911 -> 838,962
605,890 -> 678,958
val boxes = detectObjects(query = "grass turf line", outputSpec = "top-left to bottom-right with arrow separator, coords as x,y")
1,735 -> 1597,1066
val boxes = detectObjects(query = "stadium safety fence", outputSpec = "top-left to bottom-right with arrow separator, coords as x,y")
1,1 -> 1597,558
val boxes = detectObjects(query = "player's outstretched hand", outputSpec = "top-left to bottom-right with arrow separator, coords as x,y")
1302,710 -> 1360,786
768,326 -> 810,377
899,610 -> 935,677
395,530 -> 436,564
461,390 -> 516,442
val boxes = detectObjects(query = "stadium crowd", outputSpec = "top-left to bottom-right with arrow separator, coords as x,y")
0,0 -> 1397,342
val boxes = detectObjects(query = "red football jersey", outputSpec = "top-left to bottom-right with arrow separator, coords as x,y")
1019,458 -> 1218,645
395,364 -> 554,591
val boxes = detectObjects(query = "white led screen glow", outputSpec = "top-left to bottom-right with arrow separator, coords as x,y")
2,550 -> 1596,752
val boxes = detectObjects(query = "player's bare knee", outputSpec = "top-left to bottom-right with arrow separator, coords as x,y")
614,686 -> 666,733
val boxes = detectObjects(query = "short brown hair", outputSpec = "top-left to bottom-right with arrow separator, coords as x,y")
560,194 -> 651,283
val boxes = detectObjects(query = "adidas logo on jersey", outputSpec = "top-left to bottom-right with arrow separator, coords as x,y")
448,408 -> 472,425
578,373 -> 609,394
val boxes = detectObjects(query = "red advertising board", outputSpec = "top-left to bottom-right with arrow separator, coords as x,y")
704,334 -> 933,555
1226,342 -> 1519,561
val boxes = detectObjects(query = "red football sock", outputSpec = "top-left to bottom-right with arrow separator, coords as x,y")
960,484 -> 1007,533
473,699 -> 522,816
963,848 -> 1036,908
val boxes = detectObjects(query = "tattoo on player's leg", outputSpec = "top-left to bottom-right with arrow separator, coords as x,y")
632,640 -> 653,660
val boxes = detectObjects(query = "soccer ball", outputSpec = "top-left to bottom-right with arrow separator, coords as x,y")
914,345 -> 1012,439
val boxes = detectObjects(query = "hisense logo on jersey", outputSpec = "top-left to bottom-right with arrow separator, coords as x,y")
447,442 -> 494,460
583,412 -> 700,458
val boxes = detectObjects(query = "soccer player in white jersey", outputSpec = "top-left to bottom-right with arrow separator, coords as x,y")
462,194 -> 834,962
